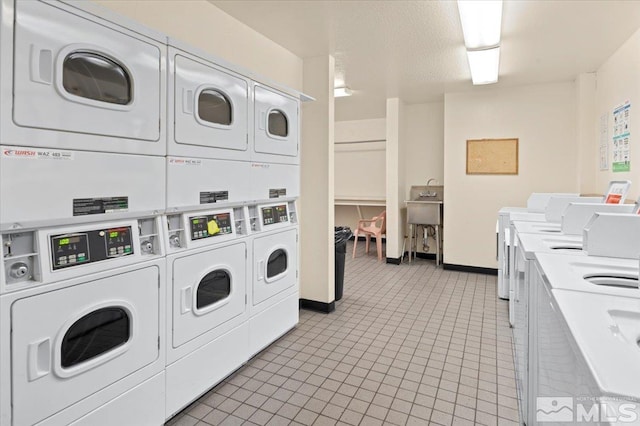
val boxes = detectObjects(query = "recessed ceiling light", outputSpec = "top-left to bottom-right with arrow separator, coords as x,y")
457,0 -> 503,49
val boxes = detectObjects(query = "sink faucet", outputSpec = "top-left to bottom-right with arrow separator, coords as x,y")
426,178 -> 437,187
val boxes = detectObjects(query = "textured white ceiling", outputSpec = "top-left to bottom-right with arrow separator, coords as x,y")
211,0 -> 640,121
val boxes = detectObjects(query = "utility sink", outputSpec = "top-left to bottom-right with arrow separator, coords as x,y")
406,200 -> 442,224
407,185 -> 443,224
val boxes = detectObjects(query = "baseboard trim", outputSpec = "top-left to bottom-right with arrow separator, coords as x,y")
443,263 -> 498,276
299,299 -> 336,313
386,257 -> 402,265
412,252 -> 436,260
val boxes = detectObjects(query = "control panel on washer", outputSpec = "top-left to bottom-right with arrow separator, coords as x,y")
189,212 -> 233,241
261,204 -> 289,226
51,226 -> 133,270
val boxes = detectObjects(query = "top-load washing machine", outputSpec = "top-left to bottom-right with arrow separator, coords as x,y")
530,253 -> 640,425
0,0 -> 166,155
247,200 -> 299,356
162,204 -> 251,419
0,214 -> 166,426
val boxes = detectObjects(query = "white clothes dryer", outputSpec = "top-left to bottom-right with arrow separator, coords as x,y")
163,206 -> 251,419
168,41 -> 250,161
0,0 -> 166,155
247,201 -> 299,356
0,146 -> 166,231
252,83 -> 300,165
0,216 -> 166,426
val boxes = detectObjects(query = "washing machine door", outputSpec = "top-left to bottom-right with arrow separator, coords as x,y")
171,242 -> 247,348
253,85 -> 299,164
10,265 -> 160,426
172,51 -> 249,160
253,229 -> 297,306
12,1 -> 163,149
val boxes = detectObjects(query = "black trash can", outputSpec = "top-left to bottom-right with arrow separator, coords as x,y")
334,226 -> 352,301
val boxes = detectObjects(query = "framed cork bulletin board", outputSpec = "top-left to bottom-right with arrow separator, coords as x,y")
466,138 -> 519,175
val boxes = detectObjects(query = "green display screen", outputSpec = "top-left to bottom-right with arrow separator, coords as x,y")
59,238 -> 70,246
110,231 -> 118,238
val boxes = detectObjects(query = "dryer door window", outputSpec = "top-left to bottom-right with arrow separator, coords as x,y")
267,249 -> 288,279
63,52 -> 132,105
268,110 -> 288,137
198,90 -> 232,126
197,270 -> 231,309
61,307 -> 130,368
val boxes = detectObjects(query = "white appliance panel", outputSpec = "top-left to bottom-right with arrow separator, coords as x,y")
0,147 -> 166,229
171,242 -> 247,348
250,162 -> 300,202
171,50 -> 249,160
253,85 -> 299,164
166,157 -> 252,211
253,228 -> 297,306
10,1 -> 165,154
249,292 -> 298,356
11,265 -> 161,426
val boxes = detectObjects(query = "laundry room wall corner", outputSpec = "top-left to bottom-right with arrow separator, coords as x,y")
300,55 -> 335,307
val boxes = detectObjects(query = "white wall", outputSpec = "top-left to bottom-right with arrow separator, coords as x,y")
299,55 -> 335,304
444,82 -> 578,268
94,0 -> 303,91
404,102 -> 445,190
594,27 -> 640,199
576,73 -> 597,195
386,98 -> 407,260
334,119 -> 386,231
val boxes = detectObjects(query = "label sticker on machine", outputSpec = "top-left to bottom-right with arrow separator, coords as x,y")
73,197 -> 129,216
190,212 -> 233,240
269,188 -> 287,199
2,147 -> 74,160
262,204 -> 289,226
51,226 -> 133,270
199,191 -> 229,204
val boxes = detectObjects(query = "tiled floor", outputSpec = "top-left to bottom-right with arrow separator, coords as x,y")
167,241 -> 519,426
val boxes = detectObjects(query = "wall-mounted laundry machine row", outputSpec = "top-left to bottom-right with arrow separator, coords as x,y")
0,0 -> 303,165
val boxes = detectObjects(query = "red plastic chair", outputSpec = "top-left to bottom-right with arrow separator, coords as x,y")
352,211 -> 386,261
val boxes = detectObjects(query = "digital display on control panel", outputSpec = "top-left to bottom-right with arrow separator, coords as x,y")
51,226 -> 133,270
261,204 -> 289,226
190,213 -> 233,240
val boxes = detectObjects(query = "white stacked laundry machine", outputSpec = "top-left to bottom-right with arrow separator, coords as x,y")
0,1 -> 308,425
0,1 -> 167,425
163,38 -> 304,418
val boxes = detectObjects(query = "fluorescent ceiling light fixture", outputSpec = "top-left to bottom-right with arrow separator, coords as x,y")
334,87 -> 353,97
466,47 -> 500,85
457,0 -> 503,49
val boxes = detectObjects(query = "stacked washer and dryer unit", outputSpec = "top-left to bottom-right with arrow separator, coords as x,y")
0,1 -> 168,425
163,39 -> 302,418
0,1 -> 304,425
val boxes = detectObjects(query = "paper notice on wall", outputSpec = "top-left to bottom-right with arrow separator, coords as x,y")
600,113 -> 609,170
612,102 -> 631,172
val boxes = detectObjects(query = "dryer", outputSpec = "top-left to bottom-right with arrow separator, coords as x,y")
0,0 -> 166,155
163,206 -> 251,419
0,215 -> 166,426
167,40 -> 250,161
248,200 -> 299,356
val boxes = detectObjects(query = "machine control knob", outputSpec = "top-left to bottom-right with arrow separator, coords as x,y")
169,234 -> 181,248
9,262 -> 29,279
141,240 -> 153,254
